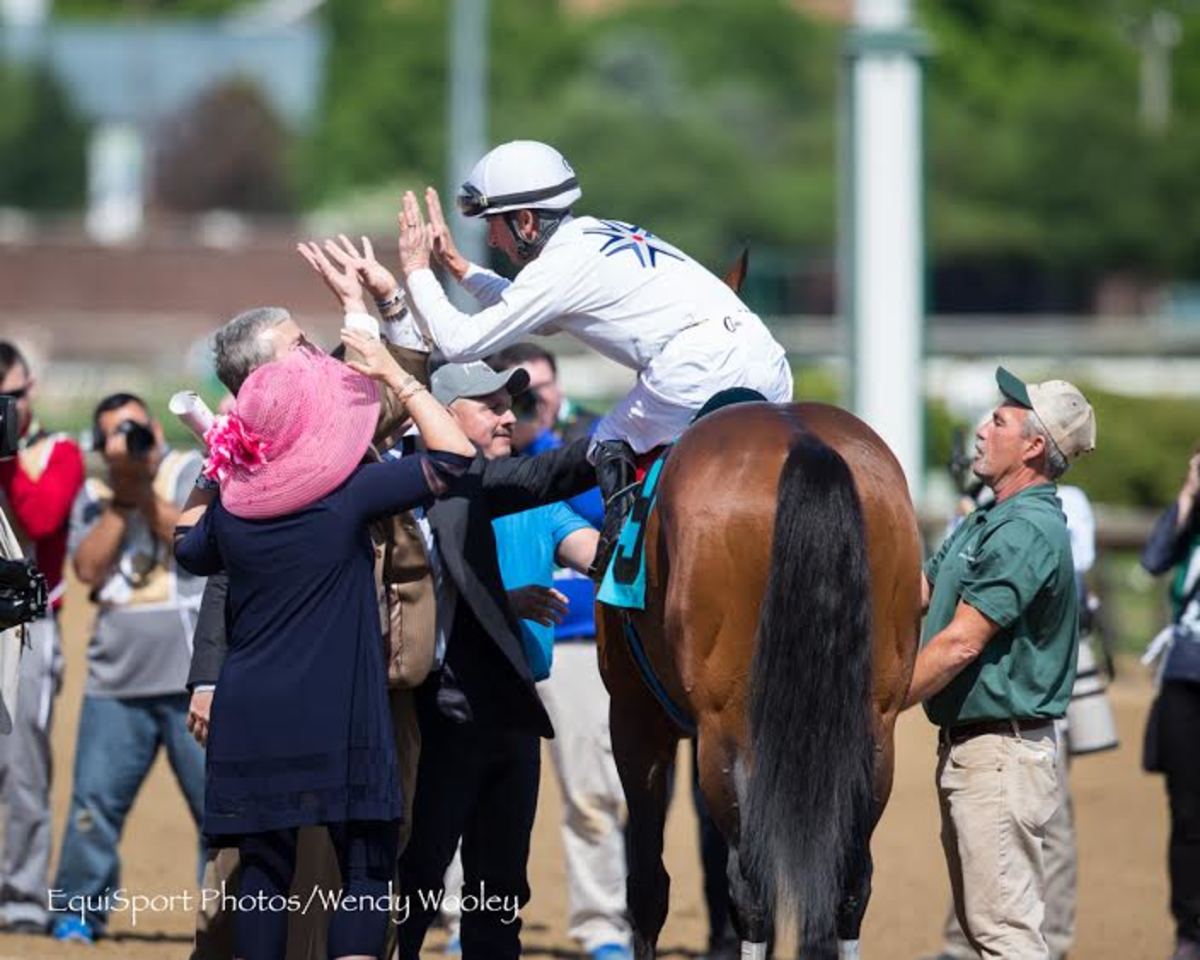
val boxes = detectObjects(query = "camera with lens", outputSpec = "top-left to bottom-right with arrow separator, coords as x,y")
0,395 -> 17,461
947,426 -> 984,499
0,558 -> 47,632
0,396 -> 49,631
110,419 -> 156,459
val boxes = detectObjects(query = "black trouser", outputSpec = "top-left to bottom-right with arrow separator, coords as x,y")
396,696 -> 540,960
1160,680 -> 1200,943
236,819 -> 399,960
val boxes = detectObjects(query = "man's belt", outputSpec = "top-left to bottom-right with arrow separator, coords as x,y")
938,717 -> 1054,748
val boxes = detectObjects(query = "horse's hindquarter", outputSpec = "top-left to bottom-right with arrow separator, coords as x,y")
644,402 -> 921,732
798,404 -> 924,784
643,404 -> 800,742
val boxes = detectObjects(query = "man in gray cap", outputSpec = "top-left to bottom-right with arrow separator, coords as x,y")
397,359 -> 598,960
430,359 -> 530,456
905,367 -> 1096,960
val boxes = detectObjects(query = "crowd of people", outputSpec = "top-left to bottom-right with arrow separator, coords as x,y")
0,138 -> 1194,960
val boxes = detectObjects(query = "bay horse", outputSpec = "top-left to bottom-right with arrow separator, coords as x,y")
596,351 -> 922,955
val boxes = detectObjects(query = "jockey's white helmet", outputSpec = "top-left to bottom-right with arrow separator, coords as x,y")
456,140 -> 582,218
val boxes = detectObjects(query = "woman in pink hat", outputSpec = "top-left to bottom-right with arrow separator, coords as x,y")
174,330 -> 474,960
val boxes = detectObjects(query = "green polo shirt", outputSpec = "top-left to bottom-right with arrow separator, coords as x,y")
922,483 -> 1079,728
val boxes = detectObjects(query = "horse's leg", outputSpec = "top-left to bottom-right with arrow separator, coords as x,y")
601,612 -> 678,960
694,718 -> 772,958
817,721 -> 898,960
798,797 -> 871,960
612,703 -> 676,960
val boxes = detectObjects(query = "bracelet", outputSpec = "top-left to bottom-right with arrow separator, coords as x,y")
375,289 -> 404,312
395,382 -> 427,403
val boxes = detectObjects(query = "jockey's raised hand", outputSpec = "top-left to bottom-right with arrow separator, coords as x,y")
426,186 -> 470,282
398,190 -> 435,279
399,139 -> 794,576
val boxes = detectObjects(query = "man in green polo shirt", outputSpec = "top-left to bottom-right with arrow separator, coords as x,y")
905,366 -> 1096,959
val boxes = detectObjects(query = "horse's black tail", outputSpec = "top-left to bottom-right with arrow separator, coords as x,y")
743,432 -> 874,938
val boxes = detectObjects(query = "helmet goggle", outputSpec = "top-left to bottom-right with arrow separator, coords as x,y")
456,183 -> 490,218
455,176 -> 579,218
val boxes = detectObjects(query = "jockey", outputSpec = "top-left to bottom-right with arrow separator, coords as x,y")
396,139 -> 794,572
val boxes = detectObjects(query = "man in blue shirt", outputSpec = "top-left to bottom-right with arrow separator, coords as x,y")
492,500 -> 595,682
489,344 -> 632,960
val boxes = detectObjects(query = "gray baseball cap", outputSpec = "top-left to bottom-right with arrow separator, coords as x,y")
996,366 -> 1097,460
430,361 -> 530,406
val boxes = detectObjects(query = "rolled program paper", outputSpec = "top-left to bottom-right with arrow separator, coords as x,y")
169,390 -> 215,443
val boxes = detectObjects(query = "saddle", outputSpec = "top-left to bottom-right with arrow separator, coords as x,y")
597,386 -> 769,610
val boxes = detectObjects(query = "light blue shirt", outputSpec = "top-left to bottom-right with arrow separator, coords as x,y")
491,501 -> 590,680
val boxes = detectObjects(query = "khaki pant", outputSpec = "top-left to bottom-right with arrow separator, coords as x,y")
936,724 -> 1060,960
190,689 -> 421,960
538,642 -> 630,953
938,719 -> 1075,959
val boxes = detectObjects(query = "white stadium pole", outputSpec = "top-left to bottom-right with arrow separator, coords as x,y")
446,0 -> 489,307
841,0 -> 927,498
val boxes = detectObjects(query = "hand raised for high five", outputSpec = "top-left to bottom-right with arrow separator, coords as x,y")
296,240 -> 369,315
425,187 -> 470,281
322,234 -> 400,305
397,191 -> 434,278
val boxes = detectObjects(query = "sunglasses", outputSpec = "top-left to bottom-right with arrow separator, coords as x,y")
0,385 -> 29,400
456,184 -> 490,218
511,388 -> 545,421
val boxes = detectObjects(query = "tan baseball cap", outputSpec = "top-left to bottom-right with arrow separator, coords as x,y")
996,367 -> 1097,460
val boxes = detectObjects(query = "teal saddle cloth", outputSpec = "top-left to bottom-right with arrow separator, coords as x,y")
596,452 -> 668,608
597,387 -> 767,610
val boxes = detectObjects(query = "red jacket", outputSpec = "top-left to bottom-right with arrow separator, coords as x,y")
0,429 -> 85,607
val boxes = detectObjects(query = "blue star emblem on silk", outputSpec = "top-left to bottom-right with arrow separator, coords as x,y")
582,220 -> 685,268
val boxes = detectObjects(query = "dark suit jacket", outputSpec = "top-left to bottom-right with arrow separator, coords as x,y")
187,439 -> 595,739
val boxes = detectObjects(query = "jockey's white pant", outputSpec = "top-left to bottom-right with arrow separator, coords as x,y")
591,312 -> 793,455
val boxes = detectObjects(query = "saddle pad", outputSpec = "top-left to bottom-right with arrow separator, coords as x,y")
597,450 -> 669,610
596,387 -> 768,610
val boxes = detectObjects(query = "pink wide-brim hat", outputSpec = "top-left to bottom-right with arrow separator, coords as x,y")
214,348 -> 380,520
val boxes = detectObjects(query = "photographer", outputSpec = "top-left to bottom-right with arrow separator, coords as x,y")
49,394 -> 206,944
0,341 -> 84,934
1141,450 -> 1200,960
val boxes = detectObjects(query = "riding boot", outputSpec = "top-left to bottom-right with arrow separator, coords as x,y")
589,440 -> 639,581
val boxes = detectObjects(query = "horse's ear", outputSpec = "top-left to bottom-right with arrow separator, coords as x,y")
721,245 -> 750,294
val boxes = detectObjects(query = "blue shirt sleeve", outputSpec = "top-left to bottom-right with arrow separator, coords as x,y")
1141,503 -> 1192,576
547,501 -> 591,550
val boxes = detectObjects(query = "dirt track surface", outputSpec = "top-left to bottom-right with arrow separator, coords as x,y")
1,583 -> 1175,959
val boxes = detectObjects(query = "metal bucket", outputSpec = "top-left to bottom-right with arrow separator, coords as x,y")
1065,634 -> 1119,756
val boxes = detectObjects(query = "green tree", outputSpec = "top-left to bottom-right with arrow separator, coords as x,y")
301,0 -> 837,271
155,78 -> 295,212
0,63 -> 88,209
922,0 -> 1200,280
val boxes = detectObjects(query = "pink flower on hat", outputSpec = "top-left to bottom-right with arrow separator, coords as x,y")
202,414 -> 269,483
